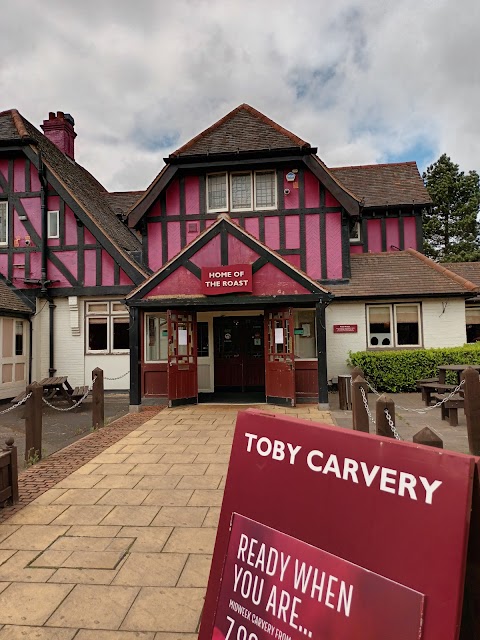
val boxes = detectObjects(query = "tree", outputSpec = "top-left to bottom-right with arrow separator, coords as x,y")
422,154 -> 480,262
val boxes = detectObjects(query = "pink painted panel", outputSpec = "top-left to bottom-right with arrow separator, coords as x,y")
167,221 -> 181,260
13,158 -> 25,193
185,176 -> 200,215
84,250 -> 97,286
19,199 -> 40,244
252,263 -> 309,295
304,170 -> 319,208
0,161 -> 8,188
65,206 -> 77,245
0,254 -> 7,279
49,252 -> 78,287
11,253 -> 24,288
305,214 -> 321,279
325,190 -> 340,207
264,217 -> 280,250
13,208 -> 28,241
227,234 -> 259,264
186,220 -> 200,246
190,235 -> 221,268
30,252 -> 41,280
403,216 -> 417,250
84,228 -> 96,245
147,266 -> 200,297
147,200 -> 160,218
166,180 -> 180,215
284,171 -> 299,209
350,245 -> 363,254
283,254 -> 301,269
367,219 -> 382,253
285,215 -> 300,249
386,218 -> 400,251
120,270 -> 133,285
102,251 -> 115,286
326,213 -> 342,279
30,163 -> 41,192
244,217 -> 260,239
206,219 -> 216,228
147,222 -> 163,272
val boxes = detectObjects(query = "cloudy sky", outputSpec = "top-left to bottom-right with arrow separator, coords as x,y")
1,0 -> 479,192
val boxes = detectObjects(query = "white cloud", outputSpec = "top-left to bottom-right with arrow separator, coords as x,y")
1,0 -> 479,190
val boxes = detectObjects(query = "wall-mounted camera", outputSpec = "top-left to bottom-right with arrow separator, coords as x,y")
284,188 -> 290,196
24,235 -> 31,246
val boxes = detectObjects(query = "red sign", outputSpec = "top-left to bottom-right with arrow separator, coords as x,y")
200,409 -> 475,640
212,514 -> 424,640
201,264 -> 253,295
333,324 -> 358,333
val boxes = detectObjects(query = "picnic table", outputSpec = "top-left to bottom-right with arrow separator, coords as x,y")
438,364 -> 480,384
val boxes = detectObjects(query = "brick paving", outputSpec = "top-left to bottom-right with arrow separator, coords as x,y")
0,406 -> 162,524
0,403 -> 333,638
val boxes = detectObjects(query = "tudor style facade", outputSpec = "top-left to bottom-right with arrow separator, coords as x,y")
0,104 -> 477,407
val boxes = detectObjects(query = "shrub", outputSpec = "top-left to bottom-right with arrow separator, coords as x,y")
348,344 -> 480,392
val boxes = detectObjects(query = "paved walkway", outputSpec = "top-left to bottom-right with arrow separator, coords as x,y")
0,404 -> 333,639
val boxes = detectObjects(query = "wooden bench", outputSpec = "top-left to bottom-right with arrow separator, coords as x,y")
416,378 -> 439,402
71,386 -> 89,399
432,393 -> 464,426
11,391 -> 26,404
419,382 -> 458,406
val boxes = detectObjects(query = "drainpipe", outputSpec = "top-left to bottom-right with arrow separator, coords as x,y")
37,153 -> 56,375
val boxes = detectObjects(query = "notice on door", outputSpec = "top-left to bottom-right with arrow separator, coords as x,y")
202,264 -> 253,295
212,514 -> 424,640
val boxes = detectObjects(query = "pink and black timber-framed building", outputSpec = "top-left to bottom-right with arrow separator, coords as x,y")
0,104 -> 478,408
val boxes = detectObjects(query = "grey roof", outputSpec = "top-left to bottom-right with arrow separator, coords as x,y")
105,191 -> 144,219
0,280 -> 32,314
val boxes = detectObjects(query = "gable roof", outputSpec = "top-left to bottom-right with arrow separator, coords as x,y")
328,249 -> 478,299
170,104 -> 312,158
330,162 -> 431,208
0,109 -> 148,282
104,191 -> 144,219
127,213 -> 331,302
442,262 -> 480,288
0,279 -> 33,315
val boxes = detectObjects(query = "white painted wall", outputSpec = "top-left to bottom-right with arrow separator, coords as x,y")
326,298 -> 468,381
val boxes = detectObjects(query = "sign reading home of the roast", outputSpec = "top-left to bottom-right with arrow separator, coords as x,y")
212,514 -> 424,640
201,264 -> 253,295
200,409 -> 475,640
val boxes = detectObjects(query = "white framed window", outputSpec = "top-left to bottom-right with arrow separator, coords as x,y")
207,173 -> 228,212
349,220 -> 361,243
466,306 -> 480,343
231,172 -> 252,210
0,201 -> 8,245
254,171 -> 276,210
145,313 -> 168,362
206,171 -> 277,212
367,303 -> 421,348
86,300 -> 129,354
47,210 -> 59,239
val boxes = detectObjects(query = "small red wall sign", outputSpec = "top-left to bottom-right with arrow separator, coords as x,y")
201,264 -> 253,295
334,324 -> 358,333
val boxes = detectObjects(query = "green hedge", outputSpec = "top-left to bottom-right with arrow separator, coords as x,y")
348,344 -> 480,392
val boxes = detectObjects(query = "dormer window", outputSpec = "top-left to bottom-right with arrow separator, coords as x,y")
349,220 -> 361,243
207,171 -> 277,213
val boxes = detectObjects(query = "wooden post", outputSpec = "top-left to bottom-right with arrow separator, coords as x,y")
462,367 -> 480,456
4,438 -> 18,502
376,394 -> 396,438
351,366 -> 364,381
92,368 -> 105,430
338,375 -> 352,410
25,381 -> 43,463
352,375 -> 369,433
413,427 -> 443,449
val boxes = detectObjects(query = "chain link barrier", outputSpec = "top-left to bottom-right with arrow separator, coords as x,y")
1,392 -> 32,415
41,376 -> 97,412
359,386 -> 376,425
103,371 -> 129,381
364,377 -> 465,414
360,386 -> 402,440
384,407 -> 402,441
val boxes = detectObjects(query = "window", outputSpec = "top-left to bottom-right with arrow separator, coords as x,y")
349,220 -> 361,243
197,322 -> 209,357
15,321 -> 24,356
86,301 -> 129,353
207,171 -> 277,212
47,210 -> 59,239
367,304 -> 421,348
293,310 -> 316,359
466,306 -> 480,343
145,313 -> 168,361
0,202 -> 7,245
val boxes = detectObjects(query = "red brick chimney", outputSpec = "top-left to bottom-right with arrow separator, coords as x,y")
41,111 -> 76,159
